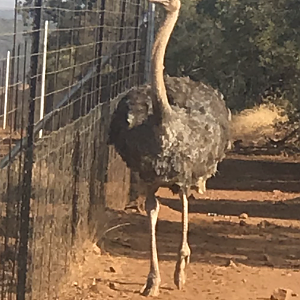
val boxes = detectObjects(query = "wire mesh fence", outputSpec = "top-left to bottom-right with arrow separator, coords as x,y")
0,0 -> 149,298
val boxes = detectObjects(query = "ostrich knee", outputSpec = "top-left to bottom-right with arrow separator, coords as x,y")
140,192 -> 161,296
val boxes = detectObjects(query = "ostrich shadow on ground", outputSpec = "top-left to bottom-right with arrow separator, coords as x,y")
159,197 -> 300,221
209,157 -> 300,193
102,204 -> 300,271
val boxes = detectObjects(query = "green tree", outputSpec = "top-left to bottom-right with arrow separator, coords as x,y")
164,0 -> 300,111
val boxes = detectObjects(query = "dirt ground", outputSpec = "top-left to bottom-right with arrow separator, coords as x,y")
60,154 -> 300,300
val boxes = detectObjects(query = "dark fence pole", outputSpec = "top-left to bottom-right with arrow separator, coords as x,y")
71,130 -> 80,245
10,0 -> 18,129
0,61 -> 5,128
88,0 -> 106,227
96,0 -> 106,104
14,44 -> 21,131
97,0 -> 110,209
116,0 -> 127,95
144,2 -> 155,83
132,0 -> 141,85
17,0 -> 42,299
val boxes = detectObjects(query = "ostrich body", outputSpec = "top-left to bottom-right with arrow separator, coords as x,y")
109,0 -> 231,296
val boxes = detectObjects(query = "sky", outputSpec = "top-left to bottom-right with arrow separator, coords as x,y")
0,0 -> 15,9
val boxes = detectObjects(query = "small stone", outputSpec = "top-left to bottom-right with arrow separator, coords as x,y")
109,266 -> 116,273
82,283 -> 88,289
208,213 -> 218,217
258,220 -> 272,229
239,213 -> 248,219
90,281 -> 99,292
263,254 -> 274,266
270,288 -> 293,300
72,281 -> 78,286
272,189 -> 282,195
188,193 -> 196,200
239,220 -> 247,226
225,259 -> 237,268
242,279 -> 247,283
264,254 -> 270,261
92,243 -> 101,255
109,282 -> 119,290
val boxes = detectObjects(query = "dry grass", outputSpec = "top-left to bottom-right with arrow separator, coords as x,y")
231,103 -> 288,142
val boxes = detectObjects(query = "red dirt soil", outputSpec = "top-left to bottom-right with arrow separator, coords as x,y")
60,154 -> 300,300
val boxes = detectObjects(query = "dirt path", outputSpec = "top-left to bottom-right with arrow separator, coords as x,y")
60,155 -> 300,300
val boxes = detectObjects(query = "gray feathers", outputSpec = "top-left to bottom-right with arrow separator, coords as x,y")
108,76 -> 230,191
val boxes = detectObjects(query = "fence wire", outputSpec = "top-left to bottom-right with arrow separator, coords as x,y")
0,0 -> 149,298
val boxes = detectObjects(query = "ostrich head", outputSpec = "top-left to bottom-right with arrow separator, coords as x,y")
149,0 -> 181,12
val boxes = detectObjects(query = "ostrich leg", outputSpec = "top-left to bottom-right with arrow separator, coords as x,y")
174,187 -> 191,289
140,190 -> 161,296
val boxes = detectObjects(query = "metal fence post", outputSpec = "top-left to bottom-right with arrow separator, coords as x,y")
71,130 -> 80,245
116,0 -> 127,95
144,2 -> 155,83
88,0 -> 107,228
132,0 -> 141,85
17,0 -> 42,299
96,0 -> 106,104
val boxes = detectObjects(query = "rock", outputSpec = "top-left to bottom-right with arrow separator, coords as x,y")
208,212 -> 218,217
89,278 -> 99,292
109,266 -> 116,273
264,254 -> 270,261
272,190 -> 282,196
109,282 -> 119,290
188,193 -> 196,201
239,213 -> 248,219
239,220 -> 247,226
258,220 -> 272,229
263,254 -> 274,267
225,259 -> 238,268
270,288 -> 294,300
92,243 -> 101,255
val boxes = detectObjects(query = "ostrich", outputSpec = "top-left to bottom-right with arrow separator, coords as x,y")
108,0 -> 231,296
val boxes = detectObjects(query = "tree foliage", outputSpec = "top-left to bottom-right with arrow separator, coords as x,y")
18,0 -> 300,112
164,0 -> 300,111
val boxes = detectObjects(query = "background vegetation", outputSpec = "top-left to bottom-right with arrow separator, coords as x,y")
13,0 -> 300,113
163,0 -> 300,112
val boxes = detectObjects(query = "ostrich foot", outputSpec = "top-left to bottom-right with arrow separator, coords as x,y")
140,273 -> 161,296
174,245 -> 191,290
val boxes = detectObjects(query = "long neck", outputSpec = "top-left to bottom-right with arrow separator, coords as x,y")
151,9 -> 179,117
